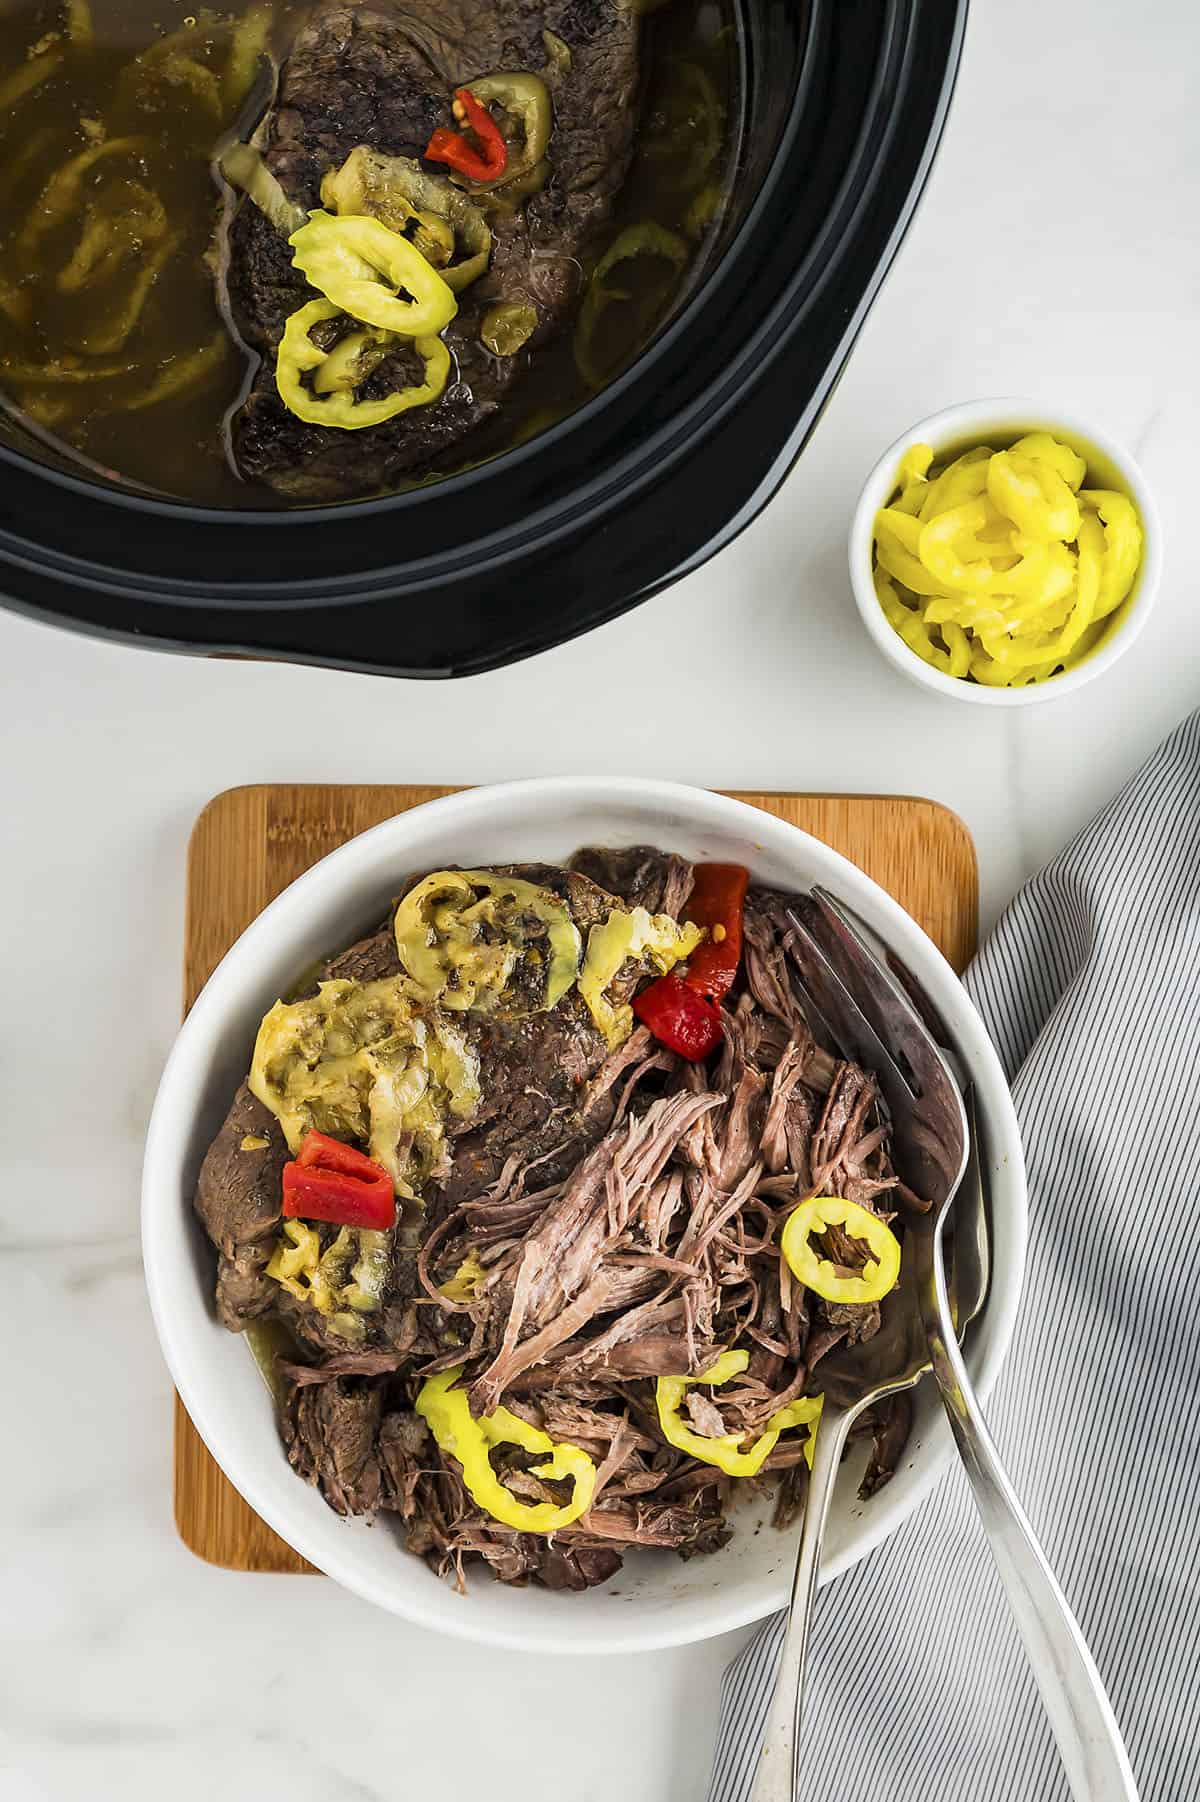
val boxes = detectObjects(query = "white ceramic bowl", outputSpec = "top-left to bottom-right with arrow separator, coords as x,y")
142,779 -> 1027,1654
849,397 -> 1162,706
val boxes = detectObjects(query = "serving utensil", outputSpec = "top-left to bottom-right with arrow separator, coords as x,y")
748,889 -> 1139,1802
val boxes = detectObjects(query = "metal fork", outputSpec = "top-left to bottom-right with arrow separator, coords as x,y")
748,891 -> 1139,1802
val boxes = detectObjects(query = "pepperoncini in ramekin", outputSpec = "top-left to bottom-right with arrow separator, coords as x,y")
870,432 -> 1143,687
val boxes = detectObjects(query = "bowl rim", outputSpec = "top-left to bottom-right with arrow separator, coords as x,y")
142,777 -> 1027,1653
847,396 -> 1164,707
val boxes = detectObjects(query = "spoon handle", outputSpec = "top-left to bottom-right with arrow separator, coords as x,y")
748,1404 -> 855,1802
924,1237 -> 1141,1802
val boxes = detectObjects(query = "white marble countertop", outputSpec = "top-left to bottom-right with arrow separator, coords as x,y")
3,0 -> 1198,1796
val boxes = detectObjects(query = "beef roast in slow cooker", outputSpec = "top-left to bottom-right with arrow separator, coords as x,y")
0,4 -> 967,676
228,0 -> 643,501
0,0 -> 739,506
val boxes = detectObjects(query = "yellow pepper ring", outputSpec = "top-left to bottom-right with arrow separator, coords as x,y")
656,1349 -> 823,1478
275,298 -> 451,430
987,449 -> 1081,544
979,510 -> 1106,672
393,868 -> 583,1014
1080,489 -> 1143,619
416,1366 -> 596,1533
781,1196 -> 901,1306
917,499 -> 1004,593
1010,431 -> 1086,491
288,209 -> 457,336
874,569 -> 968,676
917,447 -> 989,522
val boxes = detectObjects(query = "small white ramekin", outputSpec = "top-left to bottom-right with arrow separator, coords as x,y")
848,398 -> 1162,707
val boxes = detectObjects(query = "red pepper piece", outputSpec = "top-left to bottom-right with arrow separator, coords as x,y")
632,972 -> 724,1062
295,1130 -> 384,1181
282,1131 -> 395,1230
424,87 -> 508,182
630,862 -> 748,1061
681,863 -> 749,1002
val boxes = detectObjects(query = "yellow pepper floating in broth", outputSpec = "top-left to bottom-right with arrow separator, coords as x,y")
870,432 -> 1143,688
275,298 -> 450,429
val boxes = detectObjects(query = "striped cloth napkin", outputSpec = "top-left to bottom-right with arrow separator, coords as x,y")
706,708 -> 1200,1802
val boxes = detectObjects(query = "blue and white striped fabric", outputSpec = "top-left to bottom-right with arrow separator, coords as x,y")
707,709 -> 1200,1802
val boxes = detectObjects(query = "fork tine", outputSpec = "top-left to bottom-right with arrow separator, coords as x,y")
786,906 -> 918,1110
808,891 -> 952,1102
794,891 -> 968,1208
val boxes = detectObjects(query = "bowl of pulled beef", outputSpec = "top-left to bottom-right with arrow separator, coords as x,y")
143,780 -> 1026,1653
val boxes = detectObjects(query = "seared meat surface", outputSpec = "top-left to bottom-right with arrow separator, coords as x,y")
195,1083 -> 288,1330
227,0 -> 641,500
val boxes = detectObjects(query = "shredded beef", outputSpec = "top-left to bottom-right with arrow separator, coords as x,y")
197,843 -> 918,1592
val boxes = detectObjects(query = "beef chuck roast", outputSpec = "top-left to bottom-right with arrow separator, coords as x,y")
226,0 -> 642,501
426,856 -> 700,1207
430,861 -> 636,1205
194,1083 -> 288,1330
319,923 -> 401,984
569,845 -> 694,918
283,1375 -> 386,1514
191,923 -> 399,1331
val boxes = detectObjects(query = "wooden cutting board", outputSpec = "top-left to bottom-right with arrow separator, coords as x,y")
175,784 -> 978,1573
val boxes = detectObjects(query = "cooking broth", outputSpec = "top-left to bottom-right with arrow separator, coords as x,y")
0,0 -> 742,508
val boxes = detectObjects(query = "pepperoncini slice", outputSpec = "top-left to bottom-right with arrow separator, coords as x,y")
394,869 -> 582,1014
874,523 -> 948,597
275,298 -> 450,428
480,300 -> 538,356
940,619 -> 971,677
265,1220 -> 385,1341
898,443 -> 933,485
987,450 -> 1081,544
288,209 -> 457,336
463,72 -> 553,189
574,222 -> 688,388
918,447 -> 990,522
918,499 -> 1001,593
439,1250 -> 487,1303
415,1366 -> 596,1532
977,510 -> 1106,671
578,905 -> 703,1047
1010,431 -> 1086,491
656,1350 -> 823,1478
875,570 -> 962,674
869,432 -> 1144,688
320,148 -> 494,294
781,1196 -> 901,1305
1080,489 -> 1143,619
885,444 -> 935,518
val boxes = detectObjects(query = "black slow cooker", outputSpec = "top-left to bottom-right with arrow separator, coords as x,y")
0,0 -> 967,678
